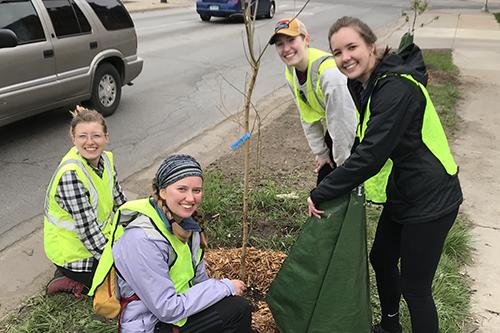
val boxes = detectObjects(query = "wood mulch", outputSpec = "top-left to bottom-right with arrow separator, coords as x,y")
205,247 -> 287,333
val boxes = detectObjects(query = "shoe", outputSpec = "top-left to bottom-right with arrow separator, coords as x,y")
372,323 -> 403,333
46,274 -> 84,298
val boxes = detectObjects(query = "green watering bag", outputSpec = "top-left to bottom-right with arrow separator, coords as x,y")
266,189 -> 371,333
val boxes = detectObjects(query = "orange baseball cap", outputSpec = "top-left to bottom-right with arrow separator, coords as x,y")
269,17 -> 309,45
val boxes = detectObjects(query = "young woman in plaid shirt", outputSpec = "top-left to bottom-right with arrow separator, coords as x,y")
44,106 -> 126,297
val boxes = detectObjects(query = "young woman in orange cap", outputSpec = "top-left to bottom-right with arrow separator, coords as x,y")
270,17 -> 358,184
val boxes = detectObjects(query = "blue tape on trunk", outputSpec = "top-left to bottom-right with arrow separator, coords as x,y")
230,132 -> 251,151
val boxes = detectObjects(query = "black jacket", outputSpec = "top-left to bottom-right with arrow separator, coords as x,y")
310,44 -> 462,223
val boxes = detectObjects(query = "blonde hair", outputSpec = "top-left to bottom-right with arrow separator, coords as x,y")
69,105 -> 108,136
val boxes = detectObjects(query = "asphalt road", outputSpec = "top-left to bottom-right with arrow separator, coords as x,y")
0,0 -> 495,250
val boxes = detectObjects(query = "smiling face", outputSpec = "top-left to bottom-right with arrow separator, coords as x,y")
160,176 -> 203,220
275,34 -> 310,72
329,26 -> 376,83
71,121 -> 109,167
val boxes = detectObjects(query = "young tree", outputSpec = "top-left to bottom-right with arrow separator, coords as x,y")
482,0 -> 489,12
399,0 -> 429,52
407,0 -> 428,33
236,0 -> 310,279
238,0 -> 261,280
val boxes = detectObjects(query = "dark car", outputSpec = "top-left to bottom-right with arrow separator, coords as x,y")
196,0 -> 275,22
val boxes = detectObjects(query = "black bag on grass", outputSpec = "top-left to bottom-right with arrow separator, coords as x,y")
266,189 -> 371,333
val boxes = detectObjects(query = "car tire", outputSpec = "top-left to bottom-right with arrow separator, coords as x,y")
85,63 -> 122,117
200,13 -> 211,21
265,2 -> 275,19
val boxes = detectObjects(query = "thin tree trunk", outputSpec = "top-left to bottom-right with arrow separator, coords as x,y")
240,64 -> 259,280
482,0 -> 489,12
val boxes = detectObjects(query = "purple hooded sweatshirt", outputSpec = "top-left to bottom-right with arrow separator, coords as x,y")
113,212 -> 236,333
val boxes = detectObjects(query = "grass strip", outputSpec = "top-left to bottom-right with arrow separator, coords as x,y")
494,12 -> 500,24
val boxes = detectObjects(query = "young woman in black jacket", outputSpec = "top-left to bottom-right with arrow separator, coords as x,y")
307,17 -> 463,333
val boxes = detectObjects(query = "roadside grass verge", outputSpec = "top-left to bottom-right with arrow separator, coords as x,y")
423,49 -> 461,136
0,49 -> 472,333
0,293 -> 115,333
202,171 -> 309,253
494,12 -> 500,24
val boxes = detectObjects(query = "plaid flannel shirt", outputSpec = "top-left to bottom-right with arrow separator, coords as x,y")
55,156 -> 126,272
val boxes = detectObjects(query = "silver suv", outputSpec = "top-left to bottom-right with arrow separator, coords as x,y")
0,0 -> 143,126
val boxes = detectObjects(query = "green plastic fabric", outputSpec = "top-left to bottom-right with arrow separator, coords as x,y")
398,32 -> 414,54
266,190 -> 371,333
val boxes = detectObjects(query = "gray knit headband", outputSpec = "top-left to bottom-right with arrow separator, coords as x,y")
155,154 -> 203,189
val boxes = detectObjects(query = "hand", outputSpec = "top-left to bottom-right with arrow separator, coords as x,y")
314,155 -> 334,173
229,279 -> 246,296
307,196 -> 324,219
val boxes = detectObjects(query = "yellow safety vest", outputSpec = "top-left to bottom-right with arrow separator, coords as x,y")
360,74 -> 458,203
89,198 -> 203,327
44,147 -> 115,266
285,48 -> 338,123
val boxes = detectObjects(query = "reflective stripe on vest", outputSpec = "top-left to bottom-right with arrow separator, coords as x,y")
43,147 -> 115,266
359,74 -> 458,203
89,198 -> 203,327
285,48 -> 337,123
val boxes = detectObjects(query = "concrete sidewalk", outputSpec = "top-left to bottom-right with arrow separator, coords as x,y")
382,9 -> 500,333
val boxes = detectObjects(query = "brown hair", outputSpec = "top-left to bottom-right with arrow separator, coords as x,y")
152,180 -> 208,248
69,105 -> 108,136
328,16 -> 390,59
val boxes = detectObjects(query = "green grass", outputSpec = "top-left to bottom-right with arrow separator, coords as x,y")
0,49 -> 473,333
201,170 -> 308,253
0,293 -> 116,333
423,49 -> 459,75
494,12 -> 500,24
423,49 -> 461,136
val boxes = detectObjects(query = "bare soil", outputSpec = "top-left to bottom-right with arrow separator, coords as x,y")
208,104 -> 316,190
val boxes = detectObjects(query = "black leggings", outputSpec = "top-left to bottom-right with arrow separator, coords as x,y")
154,296 -> 252,333
369,208 -> 458,333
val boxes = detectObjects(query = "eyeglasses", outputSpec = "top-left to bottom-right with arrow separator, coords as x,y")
274,19 -> 290,33
74,133 -> 106,142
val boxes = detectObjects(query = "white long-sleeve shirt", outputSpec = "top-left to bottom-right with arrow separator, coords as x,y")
290,66 -> 357,167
